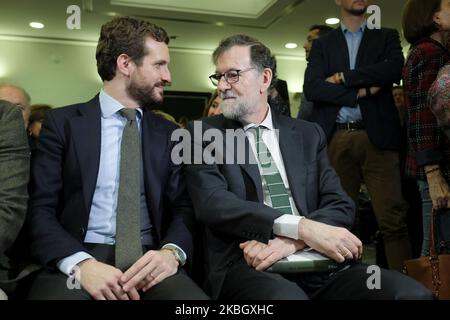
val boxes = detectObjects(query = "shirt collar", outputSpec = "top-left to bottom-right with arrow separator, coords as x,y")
243,105 -> 274,132
341,20 -> 366,34
99,89 -> 143,119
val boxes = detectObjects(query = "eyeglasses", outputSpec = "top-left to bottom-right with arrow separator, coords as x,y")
209,68 -> 255,86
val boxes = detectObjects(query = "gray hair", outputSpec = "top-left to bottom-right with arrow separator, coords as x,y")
212,34 -> 277,89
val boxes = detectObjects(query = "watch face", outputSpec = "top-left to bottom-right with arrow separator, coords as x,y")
165,246 -> 185,266
174,249 -> 185,264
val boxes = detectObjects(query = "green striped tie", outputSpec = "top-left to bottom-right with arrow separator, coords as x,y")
252,126 -> 293,215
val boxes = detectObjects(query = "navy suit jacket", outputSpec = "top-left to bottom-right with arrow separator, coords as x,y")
29,95 -> 195,267
185,110 -> 354,298
304,27 -> 404,151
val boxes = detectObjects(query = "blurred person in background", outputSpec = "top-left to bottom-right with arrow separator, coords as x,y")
27,104 -> 52,154
402,0 -> 450,255
203,90 -> 222,117
0,84 -> 31,127
0,100 -> 30,300
297,25 -> 333,121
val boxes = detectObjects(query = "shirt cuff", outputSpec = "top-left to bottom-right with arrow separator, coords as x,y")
162,243 -> 187,265
273,215 -> 304,240
57,252 -> 95,277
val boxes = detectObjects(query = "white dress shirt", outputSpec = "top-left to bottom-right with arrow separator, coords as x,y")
243,106 -> 303,240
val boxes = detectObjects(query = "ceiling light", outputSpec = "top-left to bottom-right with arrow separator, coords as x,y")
285,43 -> 298,49
325,18 -> 340,25
29,22 -> 44,29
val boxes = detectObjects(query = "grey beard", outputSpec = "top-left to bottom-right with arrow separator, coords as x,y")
222,101 -> 254,122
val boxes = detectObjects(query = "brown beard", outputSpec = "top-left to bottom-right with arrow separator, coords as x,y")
348,7 -> 367,16
127,81 -> 166,110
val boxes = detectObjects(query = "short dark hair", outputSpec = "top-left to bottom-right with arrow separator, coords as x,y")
309,25 -> 334,37
29,104 -> 52,126
402,0 -> 442,45
96,16 -> 170,81
212,34 -> 277,89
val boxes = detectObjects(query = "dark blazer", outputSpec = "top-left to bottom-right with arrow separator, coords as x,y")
185,110 -> 354,299
0,101 -> 29,283
304,26 -> 404,151
29,95 -> 195,268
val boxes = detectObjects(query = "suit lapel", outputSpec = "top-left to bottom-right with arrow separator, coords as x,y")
141,110 -> 163,240
335,30 -> 351,71
356,27 -> 373,67
70,96 -> 101,216
272,112 -> 308,215
223,118 -> 264,202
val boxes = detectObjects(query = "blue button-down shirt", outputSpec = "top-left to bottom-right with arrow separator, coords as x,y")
57,90 -> 154,275
336,22 -> 366,123
84,90 -> 153,245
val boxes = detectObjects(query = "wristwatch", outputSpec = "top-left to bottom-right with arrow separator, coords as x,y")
162,244 -> 186,267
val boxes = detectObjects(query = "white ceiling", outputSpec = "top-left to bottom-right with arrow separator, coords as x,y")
110,0 -> 277,18
0,0 -> 409,58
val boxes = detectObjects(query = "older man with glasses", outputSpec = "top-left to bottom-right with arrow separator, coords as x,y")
184,34 -> 432,301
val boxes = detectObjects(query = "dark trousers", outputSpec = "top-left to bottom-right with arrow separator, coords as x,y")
219,261 -> 433,300
328,129 -> 411,271
27,244 -> 209,300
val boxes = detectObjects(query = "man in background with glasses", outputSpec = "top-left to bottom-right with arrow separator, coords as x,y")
185,34 -> 432,300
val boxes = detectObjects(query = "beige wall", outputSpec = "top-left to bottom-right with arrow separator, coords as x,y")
0,37 -> 305,115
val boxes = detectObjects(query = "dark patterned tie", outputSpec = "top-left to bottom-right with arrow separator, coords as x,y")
115,108 -> 142,270
251,126 -> 293,215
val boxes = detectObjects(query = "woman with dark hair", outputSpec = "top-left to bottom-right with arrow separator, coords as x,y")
28,104 -> 52,138
27,104 -> 52,154
402,0 -> 450,255
202,90 -> 222,117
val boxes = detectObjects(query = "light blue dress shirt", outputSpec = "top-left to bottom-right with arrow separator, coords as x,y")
336,22 -> 366,123
57,90 -> 163,276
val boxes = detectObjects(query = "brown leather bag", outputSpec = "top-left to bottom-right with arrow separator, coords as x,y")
403,209 -> 450,300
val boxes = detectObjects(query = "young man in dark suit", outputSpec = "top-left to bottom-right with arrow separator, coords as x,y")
304,0 -> 411,271
185,34 -> 431,300
27,17 -> 208,300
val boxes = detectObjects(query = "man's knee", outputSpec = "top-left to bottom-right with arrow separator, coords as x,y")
27,269 -> 90,300
143,271 -> 210,300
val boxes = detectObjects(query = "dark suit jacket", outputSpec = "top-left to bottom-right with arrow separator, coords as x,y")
29,95 -> 195,268
304,27 -> 404,151
185,110 -> 354,299
0,101 -> 29,283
